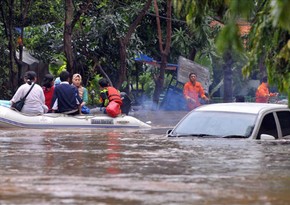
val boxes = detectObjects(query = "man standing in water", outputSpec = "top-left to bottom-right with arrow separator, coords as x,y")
255,76 -> 278,103
183,72 -> 209,110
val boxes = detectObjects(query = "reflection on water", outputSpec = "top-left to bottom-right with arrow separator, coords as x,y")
1,111 -> 290,205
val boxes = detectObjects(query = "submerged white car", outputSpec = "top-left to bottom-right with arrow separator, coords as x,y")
167,103 -> 290,140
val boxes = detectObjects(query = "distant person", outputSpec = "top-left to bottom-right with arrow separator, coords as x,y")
51,71 -> 83,115
42,74 -> 55,112
71,73 -> 90,114
235,95 -> 245,102
120,92 -> 132,115
98,78 -> 122,117
11,71 -> 48,114
183,72 -> 209,110
255,76 -> 278,103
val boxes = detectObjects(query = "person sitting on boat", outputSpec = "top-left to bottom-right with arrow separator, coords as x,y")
42,74 -> 55,113
11,71 -> 48,114
98,78 -> 123,117
120,92 -> 132,115
51,70 -> 83,115
72,73 -> 90,114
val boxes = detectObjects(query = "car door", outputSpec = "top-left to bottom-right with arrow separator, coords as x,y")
256,112 -> 279,139
276,110 -> 290,139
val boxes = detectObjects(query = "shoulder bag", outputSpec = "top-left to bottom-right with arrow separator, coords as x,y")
12,83 -> 36,112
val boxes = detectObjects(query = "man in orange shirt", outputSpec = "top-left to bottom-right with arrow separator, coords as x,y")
183,72 -> 209,110
255,76 -> 278,103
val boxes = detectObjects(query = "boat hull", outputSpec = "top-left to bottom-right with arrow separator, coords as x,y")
0,105 -> 150,129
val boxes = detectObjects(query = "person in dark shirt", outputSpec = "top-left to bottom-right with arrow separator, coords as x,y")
235,95 -> 245,102
51,71 -> 83,115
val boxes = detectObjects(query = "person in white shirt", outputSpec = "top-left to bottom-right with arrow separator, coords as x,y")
11,71 -> 48,114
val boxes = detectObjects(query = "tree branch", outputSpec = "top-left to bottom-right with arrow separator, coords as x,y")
154,0 -> 164,52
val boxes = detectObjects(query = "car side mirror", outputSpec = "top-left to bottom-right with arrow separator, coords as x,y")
260,134 -> 276,140
166,129 -> 173,137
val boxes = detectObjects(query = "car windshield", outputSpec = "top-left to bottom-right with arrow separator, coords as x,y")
172,111 -> 256,138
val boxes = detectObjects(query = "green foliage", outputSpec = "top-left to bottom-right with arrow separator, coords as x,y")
171,27 -> 192,57
87,74 -> 103,105
71,1 -> 146,84
138,70 -> 173,99
227,0 -> 254,19
216,0 -> 254,54
25,23 -> 64,64
194,52 -> 213,70
139,72 -> 155,97
270,0 -> 290,32
216,22 -> 244,53
49,54 -> 67,76
242,1 -> 290,106
11,0 -> 63,27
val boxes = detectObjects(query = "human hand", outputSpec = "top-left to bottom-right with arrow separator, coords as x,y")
269,93 -> 279,97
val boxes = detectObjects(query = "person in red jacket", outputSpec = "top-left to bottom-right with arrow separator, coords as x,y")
42,74 -> 55,112
255,76 -> 278,103
183,72 -> 209,110
98,78 -> 123,117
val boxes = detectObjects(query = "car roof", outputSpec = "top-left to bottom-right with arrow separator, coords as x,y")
195,103 -> 289,114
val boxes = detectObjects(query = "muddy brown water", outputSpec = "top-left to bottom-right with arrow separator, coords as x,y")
1,110 -> 290,205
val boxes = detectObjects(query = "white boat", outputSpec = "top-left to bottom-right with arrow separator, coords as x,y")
0,100 -> 11,108
0,105 -> 151,129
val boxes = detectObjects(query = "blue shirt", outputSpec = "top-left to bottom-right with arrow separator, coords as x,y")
51,82 -> 83,113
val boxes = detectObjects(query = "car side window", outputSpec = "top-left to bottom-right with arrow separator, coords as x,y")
257,113 -> 278,139
276,111 -> 290,139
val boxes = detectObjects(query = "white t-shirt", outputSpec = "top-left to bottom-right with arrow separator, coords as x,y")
11,83 -> 48,114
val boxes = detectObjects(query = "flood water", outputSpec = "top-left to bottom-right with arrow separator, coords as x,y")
1,110 -> 290,205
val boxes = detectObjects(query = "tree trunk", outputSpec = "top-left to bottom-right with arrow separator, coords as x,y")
92,60 -> 113,86
223,51 -> 233,103
8,33 -> 17,93
63,0 -> 92,74
152,0 -> 172,109
188,47 -> 197,61
152,53 -> 166,109
118,39 -> 127,88
258,54 -> 266,79
5,0 -> 18,93
64,0 -> 74,74
116,0 -> 153,89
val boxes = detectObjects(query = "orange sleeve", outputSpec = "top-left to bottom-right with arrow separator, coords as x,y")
269,93 -> 276,97
197,82 -> 206,99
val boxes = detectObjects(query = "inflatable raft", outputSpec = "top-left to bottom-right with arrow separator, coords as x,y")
0,105 -> 150,129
